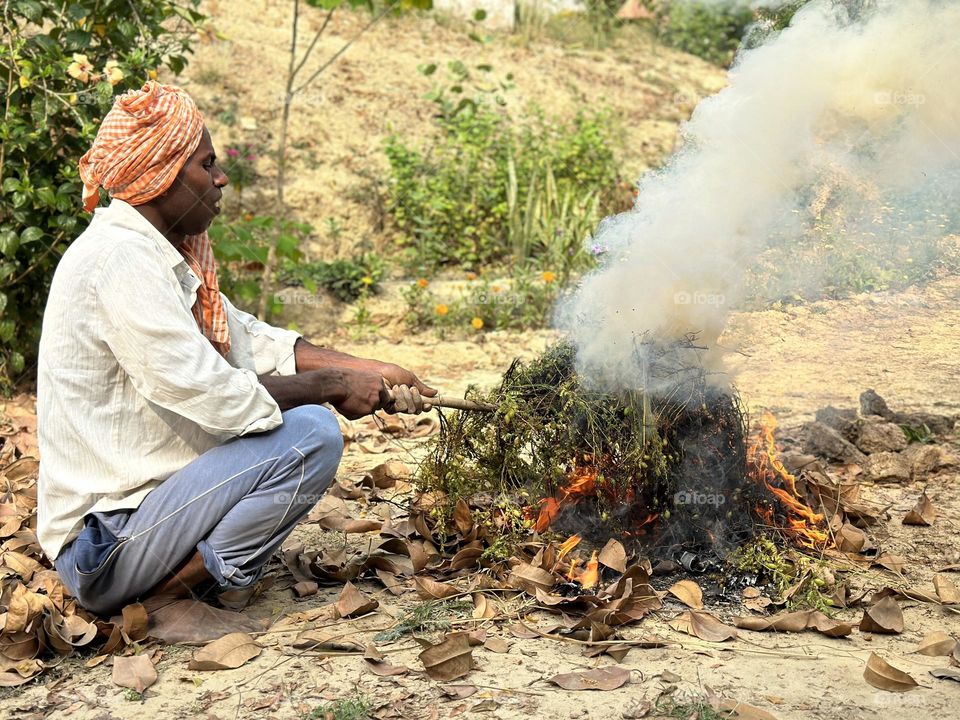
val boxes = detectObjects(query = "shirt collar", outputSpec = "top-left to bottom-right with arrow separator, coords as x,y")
96,198 -> 187,270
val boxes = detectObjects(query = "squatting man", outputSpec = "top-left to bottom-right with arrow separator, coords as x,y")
37,82 -> 435,618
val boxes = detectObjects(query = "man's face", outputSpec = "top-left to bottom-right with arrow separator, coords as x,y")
162,128 -> 228,237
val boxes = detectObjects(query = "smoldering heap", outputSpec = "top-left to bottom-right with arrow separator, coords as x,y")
419,341 -> 804,562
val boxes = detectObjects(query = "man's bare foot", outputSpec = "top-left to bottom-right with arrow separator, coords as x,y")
145,550 -> 212,599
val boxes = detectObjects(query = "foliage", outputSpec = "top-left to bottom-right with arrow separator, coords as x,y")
901,423 -> 934,445
401,267 -> 563,334
384,62 -> 621,270
729,537 -> 834,612
221,141 -> 261,209
286,252 -> 386,303
208,214 -> 311,318
654,0 -> 755,66
373,599 -> 473,643
303,697 -> 372,720
0,0 -> 204,390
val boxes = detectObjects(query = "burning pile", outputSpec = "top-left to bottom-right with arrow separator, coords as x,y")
419,341 -> 828,567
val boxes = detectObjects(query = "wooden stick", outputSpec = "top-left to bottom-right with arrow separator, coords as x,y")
430,396 -> 496,413
384,387 -> 495,413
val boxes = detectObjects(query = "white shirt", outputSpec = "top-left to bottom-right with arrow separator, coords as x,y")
37,199 -> 301,560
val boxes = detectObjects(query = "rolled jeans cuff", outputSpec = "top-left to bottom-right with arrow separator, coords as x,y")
197,539 -> 260,591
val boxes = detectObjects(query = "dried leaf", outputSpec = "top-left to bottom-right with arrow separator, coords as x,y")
291,581 -> 318,598
450,547 -> 483,571
483,637 -> 509,653
903,492 -> 936,526
598,539 -> 627,573
419,633 -> 474,681
292,630 -> 364,653
112,654 -> 158,692
335,582 -> 379,618
452,499 -> 473,536
669,611 -> 738,642
915,632 -> 957,656
365,658 -> 409,676
733,611 -> 853,638
440,684 -> 478,699
507,623 -> 539,639
710,697 -> 780,720
930,667 -> 960,683
863,652 -> 918,692
860,596 -> 903,634
873,553 -> 908,574
508,563 -> 555,594
0,659 -> 43,687
667,580 -> 704,610
548,666 -> 631,691
933,574 -> 960,604
368,460 -> 410,489
414,576 -> 460,601
472,593 -> 497,620
188,632 -> 262,671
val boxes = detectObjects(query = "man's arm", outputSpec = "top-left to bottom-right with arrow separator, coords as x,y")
292,338 -> 437,399
258,366 -> 393,419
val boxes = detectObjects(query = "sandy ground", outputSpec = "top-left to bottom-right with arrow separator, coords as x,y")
4,275 -> 959,720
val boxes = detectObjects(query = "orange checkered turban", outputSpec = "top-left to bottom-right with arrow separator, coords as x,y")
79,81 -> 231,357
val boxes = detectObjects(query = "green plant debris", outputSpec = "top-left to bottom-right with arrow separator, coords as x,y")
374,599 -> 473,643
303,696 -> 372,720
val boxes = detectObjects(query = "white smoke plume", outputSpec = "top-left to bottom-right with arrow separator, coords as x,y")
557,0 -> 960,393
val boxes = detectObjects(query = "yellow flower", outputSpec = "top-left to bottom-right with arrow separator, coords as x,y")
465,271 -> 477,281
147,69 -> 158,81
94,24 -> 108,38
18,74 -> 30,89
435,304 -> 449,317
67,54 -> 94,83
361,275 -> 374,286
416,278 -> 429,289
104,60 -> 124,87
471,317 -> 484,330
542,271 -> 557,284
492,285 -> 502,294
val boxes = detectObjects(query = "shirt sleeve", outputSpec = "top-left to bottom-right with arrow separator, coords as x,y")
94,243 -> 284,441
220,294 -> 302,376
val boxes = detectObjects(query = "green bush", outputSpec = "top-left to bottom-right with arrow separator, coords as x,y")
384,65 -> 621,271
655,0 -> 755,66
0,0 -> 204,390
209,214 -> 311,318
285,252 -> 387,303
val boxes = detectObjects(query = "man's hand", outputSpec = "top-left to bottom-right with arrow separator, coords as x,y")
382,383 -> 433,415
369,361 -> 438,401
328,368 -> 392,420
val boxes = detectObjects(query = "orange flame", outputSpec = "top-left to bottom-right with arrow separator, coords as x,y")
534,466 -> 599,533
566,550 -> 600,590
748,412 -> 829,546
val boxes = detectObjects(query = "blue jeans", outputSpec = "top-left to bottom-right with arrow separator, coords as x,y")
55,405 -> 343,615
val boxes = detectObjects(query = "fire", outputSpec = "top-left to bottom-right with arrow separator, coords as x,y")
566,549 -> 600,590
748,412 -> 829,547
534,466 -> 599,533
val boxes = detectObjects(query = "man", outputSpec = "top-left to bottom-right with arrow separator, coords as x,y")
37,81 -> 435,618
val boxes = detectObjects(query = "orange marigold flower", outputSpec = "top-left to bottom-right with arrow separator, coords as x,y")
435,304 -> 449,316
471,317 -> 484,330
542,271 -> 557,283
417,278 -> 429,289
465,271 -> 477,281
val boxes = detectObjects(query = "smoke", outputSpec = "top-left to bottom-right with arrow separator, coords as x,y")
556,0 -> 960,393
